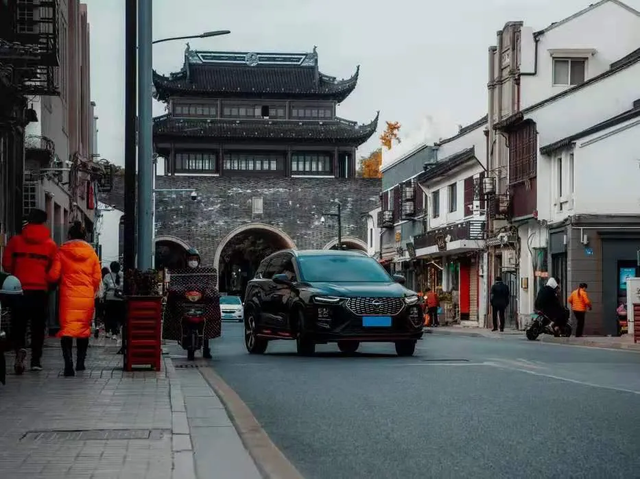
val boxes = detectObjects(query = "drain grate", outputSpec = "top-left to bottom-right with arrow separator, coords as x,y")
21,429 -> 169,442
173,363 -> 202,369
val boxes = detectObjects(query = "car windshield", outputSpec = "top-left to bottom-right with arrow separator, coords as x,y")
219,296 -> 242,305
297,255 -> 392,283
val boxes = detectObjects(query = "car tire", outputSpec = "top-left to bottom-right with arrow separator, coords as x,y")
295,309 -> 315,356
244,308 -> 268,355
337,341 -> 359,354
187,348 -> 195,361
395,340 -> 416,357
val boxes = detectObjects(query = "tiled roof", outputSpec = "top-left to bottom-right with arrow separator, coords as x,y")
539,102 -> 640,155
417,147 -> 479,184
153,113 -> 379,147
153,49 -> 359,102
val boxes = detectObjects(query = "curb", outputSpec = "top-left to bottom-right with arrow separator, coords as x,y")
165,357 -> 197,479
199,365 -> 304,479
539,336 -> 640,351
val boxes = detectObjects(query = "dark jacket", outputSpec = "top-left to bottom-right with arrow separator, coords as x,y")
534,285 -> 565,321
490,281 -> 510,308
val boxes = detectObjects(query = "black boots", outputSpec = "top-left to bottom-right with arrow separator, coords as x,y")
76,338 -> 88,371
203,341 -> 212,359
61,337 -> 74,377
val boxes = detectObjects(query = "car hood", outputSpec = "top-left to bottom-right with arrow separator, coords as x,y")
220,303 -> 242,311
308,282 -> 414,298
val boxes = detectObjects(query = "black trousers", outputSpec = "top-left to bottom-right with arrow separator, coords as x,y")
492,306 -> 506,331
11,290 -> 48,363
104,300 -> 125,335
428,307 -> 439,326
573,310 -> 586,337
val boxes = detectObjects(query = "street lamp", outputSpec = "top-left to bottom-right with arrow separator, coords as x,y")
322,200 -> 343,250
152,30 -> 231,45
135,10 -> 231,270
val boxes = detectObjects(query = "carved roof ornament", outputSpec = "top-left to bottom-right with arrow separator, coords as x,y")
185,43 -> 202,64
302,46 -> 318,66
245,52 -> 259,67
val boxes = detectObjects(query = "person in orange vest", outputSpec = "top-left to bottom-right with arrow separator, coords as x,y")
425,287 -> 440,327
568,282 -> 591,337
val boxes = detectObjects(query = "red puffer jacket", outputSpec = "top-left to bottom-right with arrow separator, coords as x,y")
1,224 -> 58,290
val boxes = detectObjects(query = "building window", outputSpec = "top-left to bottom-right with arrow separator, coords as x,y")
291,153 -> 333,175
174,152 -> 218,173
221,105 -> 285,119
557,156 -> 563,198
369,228 -> 373,247
223,152 -> 283,171
291,106 -> 333,119
432,190 -> 440,218
174,103 -> 217,117
448,183 -> 457,213
252,197 -> 264,215
553,58 -> 586,86
568,153 -> 574,194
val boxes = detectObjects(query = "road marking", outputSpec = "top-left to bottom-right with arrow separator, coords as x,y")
198,366 -> 304,479
400,362 -> 487,367
487,358 -> 546,370
486,362 -> 640,395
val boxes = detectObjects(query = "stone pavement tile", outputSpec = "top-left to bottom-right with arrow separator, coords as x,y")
0,339 -> 173,479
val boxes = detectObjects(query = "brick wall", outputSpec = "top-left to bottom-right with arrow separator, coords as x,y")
101,175 -> 381,266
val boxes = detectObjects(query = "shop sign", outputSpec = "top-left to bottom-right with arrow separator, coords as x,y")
436,235 -> 446,251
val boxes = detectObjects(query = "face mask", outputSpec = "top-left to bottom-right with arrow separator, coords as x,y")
188,260 -> 198,268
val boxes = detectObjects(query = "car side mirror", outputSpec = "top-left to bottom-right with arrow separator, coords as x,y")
392,274 -> 406,284
272,273 -> 292,285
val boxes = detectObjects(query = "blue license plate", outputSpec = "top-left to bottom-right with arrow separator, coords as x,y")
222,314 -> 234,319
363,316 -> 392,327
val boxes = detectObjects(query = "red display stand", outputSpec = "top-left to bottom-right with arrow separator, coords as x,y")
125,296 -> 162,371
634,304 -> 640,344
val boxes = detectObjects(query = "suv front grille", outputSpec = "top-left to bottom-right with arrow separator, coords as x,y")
346,297 -> 404,316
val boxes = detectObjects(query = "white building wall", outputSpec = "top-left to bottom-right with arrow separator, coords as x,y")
367,207 -> 381,257
97,203 -> 123,267
520,1 -> 640,109
517,221 -> 548,322
542,117 -> 640,223
436,123 -> 488,169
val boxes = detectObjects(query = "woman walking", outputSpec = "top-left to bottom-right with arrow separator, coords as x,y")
103,261 -> 124,340
47,221 -> 102,376
568,282 -> 592,337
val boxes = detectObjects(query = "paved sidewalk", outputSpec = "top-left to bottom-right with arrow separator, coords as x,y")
429,325 -> 640,351
0,339 -> 262,478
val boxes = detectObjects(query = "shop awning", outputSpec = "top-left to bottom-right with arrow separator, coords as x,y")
415,239 -> 485,259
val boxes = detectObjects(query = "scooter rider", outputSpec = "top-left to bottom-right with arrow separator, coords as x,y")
534,277 -> 568,334
185,248 -> 212,359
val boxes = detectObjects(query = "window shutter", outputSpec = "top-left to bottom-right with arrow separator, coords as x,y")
393,185 -> 401,222
463,176 -> 474,216
382,190 -> 389,210
478,172 -> 486,209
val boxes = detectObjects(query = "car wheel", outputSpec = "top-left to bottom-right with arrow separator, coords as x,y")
187,348 -> 195,361
395,340 -> 416,357
295,310 -> 315,356
337,341 -> 359,354
244,309 -> 268,354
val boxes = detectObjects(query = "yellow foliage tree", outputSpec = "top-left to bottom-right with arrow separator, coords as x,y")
380,121 -> 401,150
360,149 -> 382,178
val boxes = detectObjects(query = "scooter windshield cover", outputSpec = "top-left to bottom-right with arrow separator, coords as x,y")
185,291 -> 202,302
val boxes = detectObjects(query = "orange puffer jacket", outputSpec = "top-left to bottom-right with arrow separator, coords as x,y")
47,240 -> 102,338
568,288 -> 591,312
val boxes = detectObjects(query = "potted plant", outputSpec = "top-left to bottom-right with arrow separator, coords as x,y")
123,269 -> 163,371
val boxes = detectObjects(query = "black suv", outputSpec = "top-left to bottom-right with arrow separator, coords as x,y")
243,249 -> 424,357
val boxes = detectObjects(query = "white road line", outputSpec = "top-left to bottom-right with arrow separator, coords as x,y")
486,362 -> 640,395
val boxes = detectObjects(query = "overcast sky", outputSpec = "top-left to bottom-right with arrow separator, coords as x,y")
82,0 -> 640,166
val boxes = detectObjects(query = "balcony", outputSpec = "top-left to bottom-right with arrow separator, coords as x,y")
25,134 -> 54,164
377,209 -> 394,229
414,219 -> 486,256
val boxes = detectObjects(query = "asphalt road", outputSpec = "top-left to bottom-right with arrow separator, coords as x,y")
209,324 -> 640,479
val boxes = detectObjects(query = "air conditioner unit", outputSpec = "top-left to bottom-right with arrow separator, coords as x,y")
501,249 -> 516,268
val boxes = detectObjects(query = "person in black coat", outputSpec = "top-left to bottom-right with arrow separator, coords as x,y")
490,277 -> 510,331
534,277 -> 568,332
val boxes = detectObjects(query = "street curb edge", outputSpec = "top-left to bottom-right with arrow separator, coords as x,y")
198,365 -> 304,479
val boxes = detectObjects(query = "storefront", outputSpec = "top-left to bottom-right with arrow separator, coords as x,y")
414,220 -> 486,325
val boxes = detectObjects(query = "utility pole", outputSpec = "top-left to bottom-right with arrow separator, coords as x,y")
136,0 -> 153,270
123,0 -> 137,278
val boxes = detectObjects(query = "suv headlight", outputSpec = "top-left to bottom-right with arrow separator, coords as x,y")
313,296 -> 342,304
404,295 -> 419,305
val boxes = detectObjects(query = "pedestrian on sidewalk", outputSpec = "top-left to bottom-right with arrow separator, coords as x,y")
568,283 -> 591,338
425,287 -> 440,327
47,221 -> 102,377
103,261 -> 124,340
490,276 -> 510,332
1,208 -> 58,374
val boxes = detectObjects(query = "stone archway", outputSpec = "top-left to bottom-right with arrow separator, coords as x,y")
154,235 -> 191,270
322,236 -> 368,252
214,223 -> 296,296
